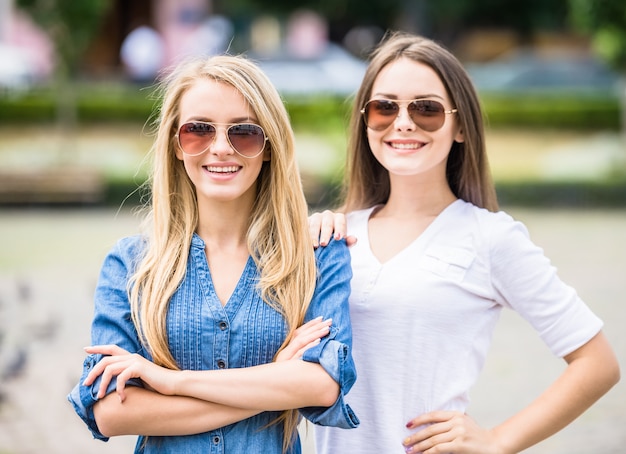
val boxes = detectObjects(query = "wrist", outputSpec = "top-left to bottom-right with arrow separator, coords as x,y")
489,427 -> 516,454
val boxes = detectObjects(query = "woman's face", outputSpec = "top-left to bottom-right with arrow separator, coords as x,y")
365,57 -> 463,184
175,79 -> 270,207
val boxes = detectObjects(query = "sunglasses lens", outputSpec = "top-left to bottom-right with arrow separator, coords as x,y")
227,124 -> 266,156
364,100 -> 399,131
408,100 -> 446,132
178,122 -> 217,156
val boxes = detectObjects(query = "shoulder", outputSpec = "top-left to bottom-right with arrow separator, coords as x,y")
453,200 -> 529,242
314,237 -> 351,270
346,206 -> 378,225
105,235 -> 148,271
113,234 -> 147,256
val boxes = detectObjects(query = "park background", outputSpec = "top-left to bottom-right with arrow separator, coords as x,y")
0,0 -> 625,453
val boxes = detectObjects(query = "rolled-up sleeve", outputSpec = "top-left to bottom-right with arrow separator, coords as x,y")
67,236 -> 146,440
300,238 -> 359,429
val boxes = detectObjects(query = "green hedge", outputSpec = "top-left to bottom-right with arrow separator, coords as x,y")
0,85 -> 620,131
481,93 -> 621,130
100,177 -> 626,210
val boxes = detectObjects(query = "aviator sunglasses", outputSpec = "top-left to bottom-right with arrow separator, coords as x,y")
361,99 -> 458,132
176,122 -> 268,158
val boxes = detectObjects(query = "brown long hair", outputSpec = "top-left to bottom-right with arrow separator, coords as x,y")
342,31 -> 498,212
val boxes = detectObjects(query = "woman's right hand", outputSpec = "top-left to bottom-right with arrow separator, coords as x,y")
308,210 -> 355,248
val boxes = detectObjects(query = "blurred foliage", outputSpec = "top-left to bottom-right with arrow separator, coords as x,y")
16,0 -> 112,77
215,0 -> 569,46
15,0 -> 113,134
568,0 -> 626,71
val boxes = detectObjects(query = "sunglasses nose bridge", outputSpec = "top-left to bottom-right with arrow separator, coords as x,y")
393,102 -> 418,129
209,125 -> 236,155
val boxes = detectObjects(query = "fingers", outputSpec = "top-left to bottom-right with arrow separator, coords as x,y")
84,344 -> 127,356
309,212 -> 323,248
308,210 -> 348,248
327,212 -> 347,244
82,345 -> 134,399
276,317 -> 332,361
294,338 -> 321,359
403,411 -> 480,454
403,421 -> 452,453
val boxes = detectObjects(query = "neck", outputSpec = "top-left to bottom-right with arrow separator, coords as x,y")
196,199 -> 252,249
380,175 -> 456,219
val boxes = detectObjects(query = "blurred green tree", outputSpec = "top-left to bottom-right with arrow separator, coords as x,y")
569,0 -> 626,134
16,0 -> 111,127
569,0 -> 626,70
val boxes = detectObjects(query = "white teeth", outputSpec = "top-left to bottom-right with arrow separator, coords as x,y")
206,166 -> 239,173
391,143 -> 421,150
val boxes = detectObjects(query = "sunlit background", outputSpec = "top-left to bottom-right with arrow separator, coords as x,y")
0,0 -> 625,453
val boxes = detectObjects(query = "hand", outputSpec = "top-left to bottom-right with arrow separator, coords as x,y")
275,316 -> 332,361
83,344 -> 178,402
403,411 -> 502,454
308,210 -> 356,248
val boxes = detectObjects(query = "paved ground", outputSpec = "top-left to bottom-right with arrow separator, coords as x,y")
0,207 -> 624,454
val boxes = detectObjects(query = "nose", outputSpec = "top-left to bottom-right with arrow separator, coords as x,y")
394,106 -> 416,131
210,126 -> 234,156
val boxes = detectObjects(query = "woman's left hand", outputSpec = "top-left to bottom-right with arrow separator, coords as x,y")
275,316 -> 332,362
403,411 -> 502,454
82,344 -> 177,402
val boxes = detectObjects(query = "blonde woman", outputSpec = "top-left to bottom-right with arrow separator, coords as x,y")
68,55 -> 358,453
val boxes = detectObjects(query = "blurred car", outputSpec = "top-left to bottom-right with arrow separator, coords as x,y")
253,43 -> 367,96
0,43 -> 38,93
465,48 -> 621,96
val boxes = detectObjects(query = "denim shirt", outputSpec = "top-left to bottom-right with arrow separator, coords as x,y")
67,234 -> 358,453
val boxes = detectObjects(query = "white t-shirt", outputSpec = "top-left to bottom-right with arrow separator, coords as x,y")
314,199 -> 602,453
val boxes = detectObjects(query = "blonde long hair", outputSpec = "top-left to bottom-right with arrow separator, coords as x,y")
129,55 -> 317,451
343,31 -> 499,212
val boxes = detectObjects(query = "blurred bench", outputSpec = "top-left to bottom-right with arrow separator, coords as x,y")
0,168 -> 105,204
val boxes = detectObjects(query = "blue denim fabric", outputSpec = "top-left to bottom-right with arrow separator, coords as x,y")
67,234 -> 358,453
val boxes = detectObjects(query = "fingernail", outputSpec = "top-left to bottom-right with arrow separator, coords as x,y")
334,232 -> 342,240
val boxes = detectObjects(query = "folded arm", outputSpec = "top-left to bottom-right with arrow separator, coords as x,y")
93,387 -> 259,437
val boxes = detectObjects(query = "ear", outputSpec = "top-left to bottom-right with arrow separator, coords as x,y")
454,127 -> 464,144
262,146 -> 271,162
174,144 -> 184,161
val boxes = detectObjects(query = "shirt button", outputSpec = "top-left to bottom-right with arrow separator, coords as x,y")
218,321 -> 228,330
217,360 -> 226,369
213,436 -> 221,444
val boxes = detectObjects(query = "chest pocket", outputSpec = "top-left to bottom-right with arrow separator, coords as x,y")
419,245 -> 475,282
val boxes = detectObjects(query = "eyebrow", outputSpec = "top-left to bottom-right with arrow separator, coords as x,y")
184,116 -> 259,124
371,93 -> 446,101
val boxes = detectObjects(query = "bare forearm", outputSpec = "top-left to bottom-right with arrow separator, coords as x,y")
491,332 -> 620,453
94,386 -> 259,437
176,360 -> 339,410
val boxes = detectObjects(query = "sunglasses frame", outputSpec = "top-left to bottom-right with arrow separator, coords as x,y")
360,98 -> 458,132
176,121 -> 268,158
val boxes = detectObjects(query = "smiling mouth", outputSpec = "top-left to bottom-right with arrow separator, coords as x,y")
388,142 -> 424,150
204,165 -> 241,174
